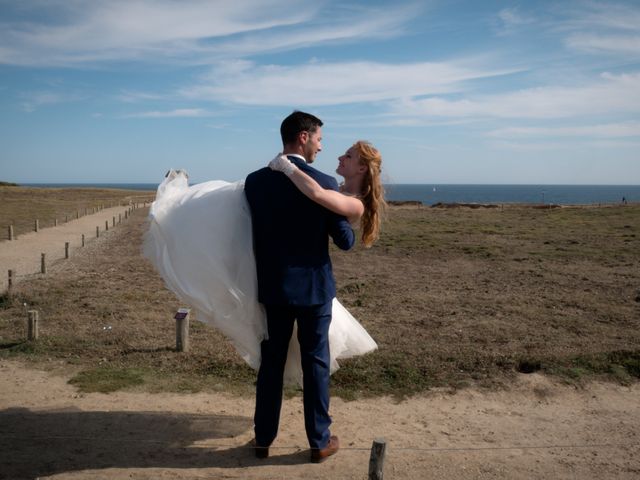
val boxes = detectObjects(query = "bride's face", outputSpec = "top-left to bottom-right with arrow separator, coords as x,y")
336,146 -> 365,179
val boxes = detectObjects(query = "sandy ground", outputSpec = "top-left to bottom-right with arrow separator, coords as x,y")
0,206 -> 136,291
1,360 -> 639,479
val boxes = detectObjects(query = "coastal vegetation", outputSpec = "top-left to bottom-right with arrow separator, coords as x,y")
0,192 -> 638,398
0,186 -> 154,240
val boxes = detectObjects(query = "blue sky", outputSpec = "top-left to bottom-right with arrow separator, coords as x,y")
1,0 -> 639,184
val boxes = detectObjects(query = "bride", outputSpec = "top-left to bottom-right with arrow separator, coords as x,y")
144,141 -> 385,384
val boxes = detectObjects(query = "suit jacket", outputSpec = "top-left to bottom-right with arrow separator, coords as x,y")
244,156 -> 355,306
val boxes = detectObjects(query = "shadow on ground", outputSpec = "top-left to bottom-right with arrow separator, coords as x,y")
0,407 -> 308,479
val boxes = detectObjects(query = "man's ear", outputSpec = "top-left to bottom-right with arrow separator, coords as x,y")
298,130 -> 309,145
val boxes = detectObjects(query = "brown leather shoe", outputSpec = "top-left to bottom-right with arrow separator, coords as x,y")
310,435 -> 339,463
251,439 -> 269,459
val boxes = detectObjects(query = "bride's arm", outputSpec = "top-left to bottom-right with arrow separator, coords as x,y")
270,155 -> 364,222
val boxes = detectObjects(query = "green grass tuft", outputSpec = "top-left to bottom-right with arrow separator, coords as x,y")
69,366 -> 146,393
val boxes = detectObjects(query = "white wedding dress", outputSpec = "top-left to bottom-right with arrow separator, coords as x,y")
143,170 -> 377,385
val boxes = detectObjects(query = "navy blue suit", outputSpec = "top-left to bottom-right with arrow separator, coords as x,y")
244,156 -> 355,449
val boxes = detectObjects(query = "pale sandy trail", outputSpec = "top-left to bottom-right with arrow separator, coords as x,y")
0,206 -> 137,291
1,360 -> 639,479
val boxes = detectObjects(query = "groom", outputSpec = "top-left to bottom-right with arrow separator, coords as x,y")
244,111 -> 355,462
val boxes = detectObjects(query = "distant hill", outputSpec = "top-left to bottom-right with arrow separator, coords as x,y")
0,181 -> 19,186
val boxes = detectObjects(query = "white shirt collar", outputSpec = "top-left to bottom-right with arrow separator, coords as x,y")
286,154 -> 307,164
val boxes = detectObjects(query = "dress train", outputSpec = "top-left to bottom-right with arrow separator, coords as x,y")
143,170 -> 377,385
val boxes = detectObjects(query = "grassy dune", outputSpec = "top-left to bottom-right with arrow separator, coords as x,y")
1,196 -> 639,398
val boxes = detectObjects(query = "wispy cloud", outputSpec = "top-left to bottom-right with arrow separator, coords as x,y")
488,122 -> 640,139
566,1 -> 640,31
181,59 -> 517,106
561,2 -> 640,55
209,3 -> 421,57
489,138 -> 640,152
0,0 -> 315,66
0,1 -> 419,66
20,91 -> 84,112
124,108 -> 211,118
116,90 -> 169,103
566,33 -> 640,55
495,7 -> 535,36
391,72 -> 640,120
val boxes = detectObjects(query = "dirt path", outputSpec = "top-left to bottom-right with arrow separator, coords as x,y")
1,360 -> 639,479
0,206 -> 136,290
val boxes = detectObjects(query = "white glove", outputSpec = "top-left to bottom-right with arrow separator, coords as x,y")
268,153 -> 298,176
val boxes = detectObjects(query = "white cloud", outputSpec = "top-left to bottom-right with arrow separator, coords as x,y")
566,33 -> 640,55
495,7 -> 535,35
568,2 -> 640,32
561,2 -> 640,55
393,72 -> 640,120
209,3 -> 420,57
20,91 -> 84,112
181,59 -> 517,106
124,108 -> 211,118
0,0 -> 316,65
488,122 -> 640,139
116,90 -> 169,103
489,138 -> 640,152
0,1 -> 419,66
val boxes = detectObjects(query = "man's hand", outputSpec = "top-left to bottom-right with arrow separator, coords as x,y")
268,154 -> 298,177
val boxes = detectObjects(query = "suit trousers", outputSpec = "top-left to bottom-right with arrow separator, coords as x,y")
254,301 -> 333,449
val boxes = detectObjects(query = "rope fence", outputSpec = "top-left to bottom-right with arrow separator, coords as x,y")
3,295 -> 639,354
3,197 -> 154,241
3,204 -> 144,293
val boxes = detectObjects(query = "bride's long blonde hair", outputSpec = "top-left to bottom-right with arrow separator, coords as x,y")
354,140 -> 386,248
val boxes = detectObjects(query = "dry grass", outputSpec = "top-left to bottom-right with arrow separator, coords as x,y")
0,186 -> 154,240
1,196 -> 639,398
331,204 -> 640,395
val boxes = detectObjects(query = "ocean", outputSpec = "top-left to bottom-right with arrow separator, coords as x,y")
20,183 -> 640,206
384,184 -> 640,206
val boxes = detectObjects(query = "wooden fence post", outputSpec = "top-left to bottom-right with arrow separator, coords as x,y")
41,253 -> 46,274
105,220 -> 109,231
27,310 -> 39,341
368,438 -> 387,480
54,218 -> 58,227
8,225 -> 13,241
118,213 -> 121,224
76,210 -> 79,219
34,219 -> 39,232
82,234 -> 85,247
7,269 -> 14,291
175,308 -> 190,352
125,210 -> 128,220
65,242 -> 70,259
112,216 -> 116,227
96,226 -> 100,238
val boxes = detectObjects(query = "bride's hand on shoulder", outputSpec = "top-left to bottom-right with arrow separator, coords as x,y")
267,152 -> 364,221
268,153 -> 298,176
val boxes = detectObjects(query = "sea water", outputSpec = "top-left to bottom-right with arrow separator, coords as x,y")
21,183 -> 640,206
